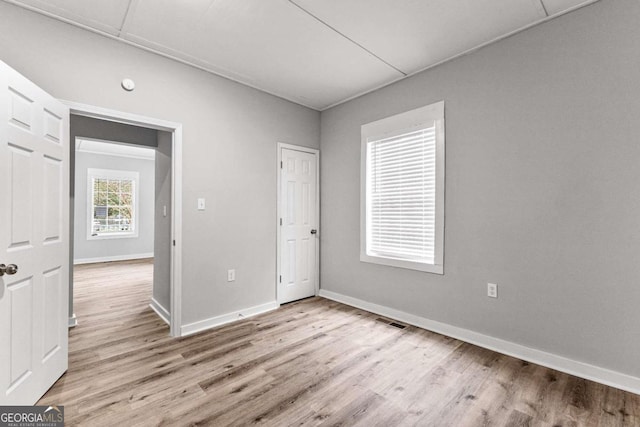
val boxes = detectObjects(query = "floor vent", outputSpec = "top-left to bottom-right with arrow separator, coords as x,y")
389,322 -> 407,329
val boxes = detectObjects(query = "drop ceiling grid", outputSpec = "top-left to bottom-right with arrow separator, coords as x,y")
7,0 -> 131,35
116,0 -> 406,109
541,0 -> 589,15
117,0 -> 262,85
290,0 -> 549,75
2,0 -> 601,110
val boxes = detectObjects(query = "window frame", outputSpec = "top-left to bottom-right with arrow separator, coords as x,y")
360,101 -> 445,274
86,168 -> 140,241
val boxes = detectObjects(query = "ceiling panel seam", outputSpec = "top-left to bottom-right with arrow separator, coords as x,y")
288,0 -> 407,77
538,0 -> 550,16
118,0 -> 139,37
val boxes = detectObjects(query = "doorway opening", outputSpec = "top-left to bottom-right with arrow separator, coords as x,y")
66,102 -> 182,337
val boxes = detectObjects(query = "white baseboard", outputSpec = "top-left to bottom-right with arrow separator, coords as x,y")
150,298 -> 170,325
68,313 -> 77,328
319,289 -> 640,396
74,252 -> 154,265
180,301 -> 279,337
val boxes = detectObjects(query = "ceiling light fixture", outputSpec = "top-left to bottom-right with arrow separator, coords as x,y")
121,78 -> 135,91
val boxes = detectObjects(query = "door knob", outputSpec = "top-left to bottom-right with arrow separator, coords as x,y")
310,229 -> 317,235
0,264 -> 18,276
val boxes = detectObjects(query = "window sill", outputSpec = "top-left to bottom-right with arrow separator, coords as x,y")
87,232 -> 139,241
360,253 -> 443,274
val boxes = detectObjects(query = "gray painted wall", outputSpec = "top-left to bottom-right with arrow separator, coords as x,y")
0,2 -> 320,325
71,115 -> 158,148
320,0 -> 640,378
153,131 -> 172,312
73,151 -> 155,262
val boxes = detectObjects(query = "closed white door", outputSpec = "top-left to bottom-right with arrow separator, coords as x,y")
0,61 -> 69,405
279,147 -> 318,304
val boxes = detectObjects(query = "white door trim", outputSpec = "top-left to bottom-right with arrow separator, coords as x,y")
276,142 -> 320,304
62,100 -> 183,337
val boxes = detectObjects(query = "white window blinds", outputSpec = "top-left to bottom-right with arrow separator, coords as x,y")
360,101 -> 444,274
366,126 -> 437,264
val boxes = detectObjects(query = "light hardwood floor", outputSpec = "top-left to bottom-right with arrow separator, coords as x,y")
39,259 -> 640,426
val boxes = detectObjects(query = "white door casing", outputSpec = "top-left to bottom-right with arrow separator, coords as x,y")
278,144 -> 319,304
0,61 -> 70,404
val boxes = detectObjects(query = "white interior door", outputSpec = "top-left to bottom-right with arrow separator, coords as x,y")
0,61 -> 69,405
279,146 -> 318,304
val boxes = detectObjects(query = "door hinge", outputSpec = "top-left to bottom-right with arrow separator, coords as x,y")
280,218 -> 283,226
279,275 -> 282,283
173,240 -> 176,246
280,161 -> 283,169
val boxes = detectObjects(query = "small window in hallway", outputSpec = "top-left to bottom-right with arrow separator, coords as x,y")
87,168 -> 139,239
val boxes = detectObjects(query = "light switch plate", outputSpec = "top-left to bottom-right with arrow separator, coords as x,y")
197,198 -> 206,210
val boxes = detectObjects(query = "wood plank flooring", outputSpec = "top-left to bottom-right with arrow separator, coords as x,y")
39,259 -> 640,426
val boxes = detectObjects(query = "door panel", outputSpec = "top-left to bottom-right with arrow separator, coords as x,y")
301,238 -> 309,282
43,156 -> 62,241
287,240 -> 296,285
8,278 -> 34,391
287,181 -> 295,225
43,268 -> 62,361
43,109 -> 62,144
0,60 -> 69,405
9,144 -> 34,247
279,147 -> 318,304
9,87 -> 34,130
302,182 -> 309,225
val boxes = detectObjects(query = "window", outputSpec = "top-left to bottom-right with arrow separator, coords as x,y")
87,168 -> 139,240
360,101 -> 445,274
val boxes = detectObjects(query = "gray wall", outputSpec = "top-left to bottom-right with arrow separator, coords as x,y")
0,2 -> 320,325
73,151 -> 155,262
71,115 -> 159,148
320,0 -> 640,378
153,131 -> 172,312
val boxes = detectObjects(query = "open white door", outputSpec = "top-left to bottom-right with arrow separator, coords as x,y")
0,61 -> 69,405
278,145 -> 319,304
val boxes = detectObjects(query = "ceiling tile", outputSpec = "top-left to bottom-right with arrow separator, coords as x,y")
291,0 -> 548,75
11,0 -> 132,35
541,0 -> 595,15
118,0 -> 216,45
122,0 -> 403,109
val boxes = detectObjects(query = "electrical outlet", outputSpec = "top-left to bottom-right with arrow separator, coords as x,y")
487,283 -> 498,298
227,269 -> 235,282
